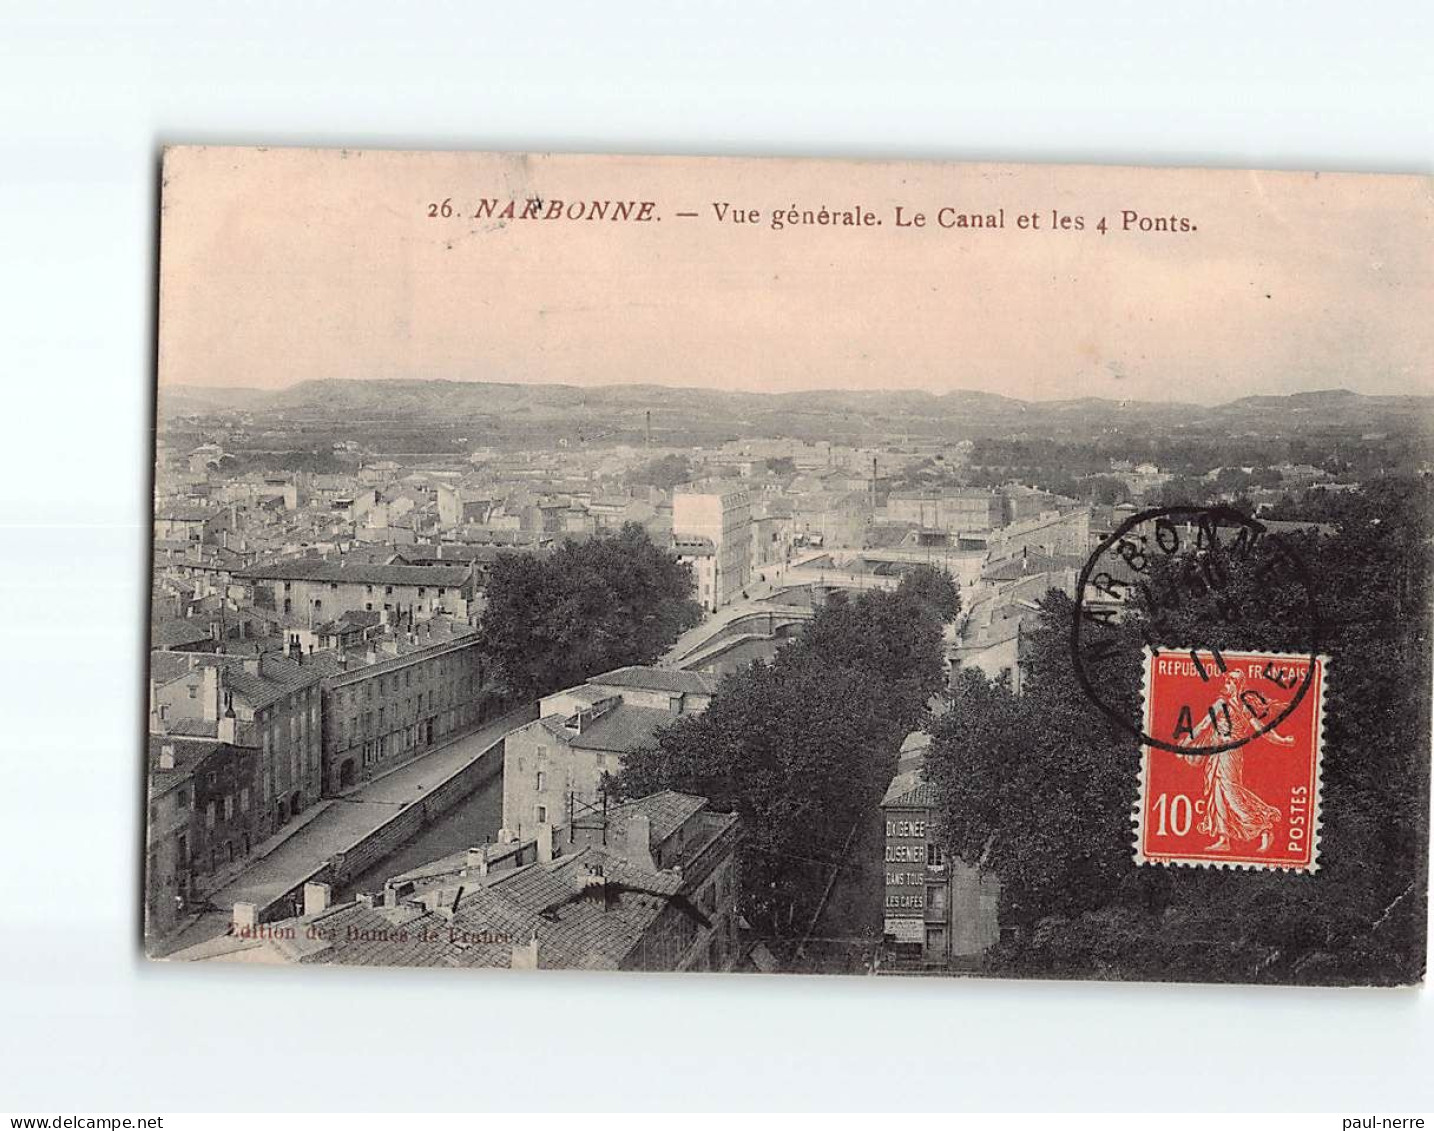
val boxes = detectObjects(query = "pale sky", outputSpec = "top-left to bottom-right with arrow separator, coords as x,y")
158,147 -> 1433,404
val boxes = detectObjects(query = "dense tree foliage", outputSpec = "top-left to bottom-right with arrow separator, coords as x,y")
927,477 -> 1432,984
896,563 -> 962,624
479,523 -> 703,700
626,453 -> 693,490
616,587 -> 947,937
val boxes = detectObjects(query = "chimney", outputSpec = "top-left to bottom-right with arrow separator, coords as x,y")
510,933 -> 539,970
618,812 -> 657,871
303,881 -> 332,916
159,743 -> 176,770
217,692 -> 238,744
580,862 -> 607,899
465,846 -> 491,876
203,664 -> 222,722
232,902 -> 258,934
435,885 -> 465,922
535,822 -> 555,864
242,656 -> 261,677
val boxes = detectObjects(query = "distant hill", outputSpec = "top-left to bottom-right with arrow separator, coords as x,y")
157,378 -> 1433,446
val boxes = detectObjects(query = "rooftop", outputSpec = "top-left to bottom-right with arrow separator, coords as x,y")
177,843 -> 700,970
586,666 -> 717,697
150,618 -> 212,650
604,790 -> 708,847
237,558 -> 473,588
537,703 -> 678,753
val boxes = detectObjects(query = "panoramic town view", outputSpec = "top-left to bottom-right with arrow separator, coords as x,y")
145,376 -> 1432,984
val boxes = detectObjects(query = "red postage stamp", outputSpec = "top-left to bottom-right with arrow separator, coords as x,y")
1135,648 -> 1327,872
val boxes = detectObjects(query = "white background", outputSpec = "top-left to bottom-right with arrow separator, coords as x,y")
0,0 -> 1430,1113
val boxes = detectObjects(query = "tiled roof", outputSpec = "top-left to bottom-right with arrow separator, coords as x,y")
178,845 -> 698,971
539,704 -> 676,754
178,652 -> 335,709
148,734 -> 219,776
147,735 -> 254,790
882,767 -> 937,808
165,717 -> 220,738
149,651 -> 196,687
237,559 -> 472,587
150,619 -> 212,649
156,507 -> 218,523
605,790 -> 707,848
392,544 -> 505,565
586,666 -> 716,696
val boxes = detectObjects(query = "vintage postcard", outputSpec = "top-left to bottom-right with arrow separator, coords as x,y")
146,146 -> 1432,986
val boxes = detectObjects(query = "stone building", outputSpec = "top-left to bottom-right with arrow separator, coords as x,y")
151,651 -> 330,834
885,490 -> 1006,534
501,666 -> 716,842
319,624 -> 494,793
673,483 -> 752,610
237,559 -> 478,622
145,733 -> 261,935
880,732 -> 1000,969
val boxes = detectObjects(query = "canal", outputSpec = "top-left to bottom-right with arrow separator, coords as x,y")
338,767 -> 507,900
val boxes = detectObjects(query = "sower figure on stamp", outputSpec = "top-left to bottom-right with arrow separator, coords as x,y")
1177,670 -> 1295,853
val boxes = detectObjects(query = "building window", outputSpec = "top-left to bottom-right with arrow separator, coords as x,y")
926,843 -> 944,867
223,795 -> 234,820
205,802 -> 216,829
536,771 -> 545,792
926,885 -> 947,914
535,805 -> 547,824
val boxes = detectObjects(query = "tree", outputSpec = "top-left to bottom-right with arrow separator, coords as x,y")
927,477 -> 1432,984
616,585 -> 947,936
1085,475 -> 1132,506
927,596 -> 1148,934
479,523 -> 703,700
897,563 -> 962,623
626,453 -> 693,490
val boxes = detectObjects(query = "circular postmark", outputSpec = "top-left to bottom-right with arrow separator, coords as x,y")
1071,505 -> 1321,756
